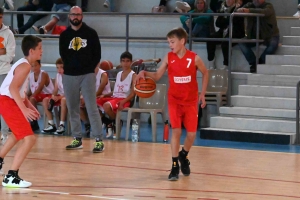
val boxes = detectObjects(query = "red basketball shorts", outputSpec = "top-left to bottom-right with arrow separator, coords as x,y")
96,97 -> 130,113
0,95 -> 34,140
32,93 -> 52,103
168,102 -> 198,132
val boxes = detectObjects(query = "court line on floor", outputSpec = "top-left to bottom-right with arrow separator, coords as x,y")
12,156 -> 300,185
25,187 -> 300,199
24,188 -> 130,200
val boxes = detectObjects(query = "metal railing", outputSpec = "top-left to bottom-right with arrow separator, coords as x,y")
6,11 -> 264,105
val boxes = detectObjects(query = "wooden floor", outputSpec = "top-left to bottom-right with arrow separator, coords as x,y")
1,135 -> 300,200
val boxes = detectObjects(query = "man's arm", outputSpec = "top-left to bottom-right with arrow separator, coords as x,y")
0,31 -> 15,63
91,30 -> 101,69
135,54 -> 168,84
196,55 -> 208,108
96,72 -> 109,97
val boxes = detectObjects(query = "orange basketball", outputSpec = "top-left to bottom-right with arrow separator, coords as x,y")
134,77 -> 156,98
100,60 -> 113,70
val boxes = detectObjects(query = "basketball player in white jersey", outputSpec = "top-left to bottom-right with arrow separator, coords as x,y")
27,59 -> 54,131
0,35 -> 42,187
42,58 -> 68,134
97,51 -> 136,138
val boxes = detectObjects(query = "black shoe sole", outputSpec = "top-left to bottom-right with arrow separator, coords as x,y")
93,147 -> 105,153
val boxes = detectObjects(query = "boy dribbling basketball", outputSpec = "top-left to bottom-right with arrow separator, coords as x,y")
135,27 -> 208,181
0,35 -> 42,187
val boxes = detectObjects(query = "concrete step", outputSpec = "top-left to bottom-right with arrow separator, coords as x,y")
247,74 -> 300,87
231,95 -> 297,109
210,116 -> 295,134
238,85 -> 296,98
276,45 -> 300,55
266,55 -> 300,65
291,27 -> 300,35
257,64 -> 300,76
219,106 -> 295,119
201,127 -> 295,136
282,36 -> 300,45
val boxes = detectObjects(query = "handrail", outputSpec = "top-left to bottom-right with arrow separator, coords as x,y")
6,11 -> 264,107
296,81 -> 300,144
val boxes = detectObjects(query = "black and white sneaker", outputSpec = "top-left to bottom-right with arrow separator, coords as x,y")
66,138 -> 83,150
93,141 -> 104,153
43,123 -> 56,133
55,124 -> 65,135
2,172 -> 31,188
168,162 -> 179,181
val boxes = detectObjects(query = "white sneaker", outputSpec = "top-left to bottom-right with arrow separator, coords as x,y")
175,7 -> 183,13
208,59 -> 216,69
4,0 -> 14,11
55,124 -> 65,135
294,11 -> 300,17
2,174 -> 32,188
175,1 -> 191,13
43,123 -> 57,133
106,127 -> 113,138
220,65 -> 228,70
103,0 -> 110,8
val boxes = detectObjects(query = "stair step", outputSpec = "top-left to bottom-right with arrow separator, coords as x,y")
247,74 -> 300,86
276,45 -> 300,55
201,127 -> 295,136
219,107 -> 295,119
231,95 -> 296,109
291,27 -> 300,35
257,64 -> 300,75
210,116 -> 295,133
238,85 -> 296,98
282,36 -> 300,45
266,55 -> 300,65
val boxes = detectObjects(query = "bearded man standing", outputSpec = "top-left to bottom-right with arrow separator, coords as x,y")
59,6 -> 104,153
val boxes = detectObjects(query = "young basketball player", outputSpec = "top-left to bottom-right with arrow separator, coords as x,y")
97,51 -> 136,138
42,58 -> 68,134
80,65 -> 111,137
27,59 -> 54,131
135,27 -> 208,181
0,35 -> 42,187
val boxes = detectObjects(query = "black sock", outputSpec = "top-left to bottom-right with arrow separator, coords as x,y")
180,147 -> 189,157
0,157 -> 3,163
75,137 -> 82,141
172,157 -> 178,167
95,138 -> 102,142
8,169 -> 18,176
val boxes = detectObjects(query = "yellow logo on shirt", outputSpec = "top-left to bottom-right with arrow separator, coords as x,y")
68,37 -> 87,51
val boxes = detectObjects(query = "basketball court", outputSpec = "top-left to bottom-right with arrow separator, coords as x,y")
1,132 -> 300,200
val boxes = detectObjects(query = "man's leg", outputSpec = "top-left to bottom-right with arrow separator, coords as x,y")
16,4 -> 36,29
62,75 -> 83,149
81,73 -> 104,153
259,35 -> 280,64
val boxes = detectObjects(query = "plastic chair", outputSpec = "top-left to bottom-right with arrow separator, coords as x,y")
202,69 -> 228,112
125,84 -> 167,142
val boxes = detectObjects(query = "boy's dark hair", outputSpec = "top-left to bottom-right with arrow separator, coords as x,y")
0,7 -> 3,15
120,51 -> 132,61
21,35 -> 42,56
167,27 -> 188,44
56,58 -> 63,65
